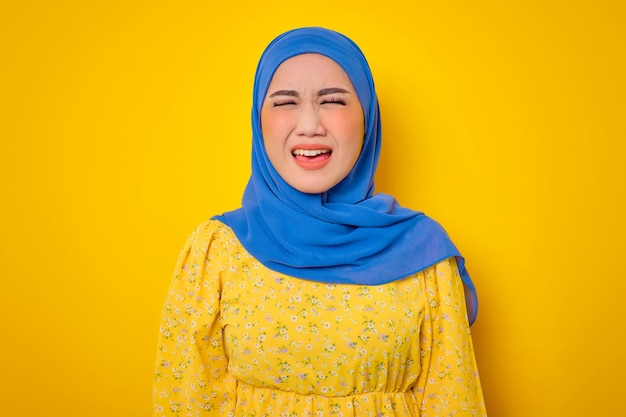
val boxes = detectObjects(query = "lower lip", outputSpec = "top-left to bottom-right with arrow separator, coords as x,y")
293,153 -> 332,170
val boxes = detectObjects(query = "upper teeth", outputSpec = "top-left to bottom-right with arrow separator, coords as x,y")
293,149 -> 330,156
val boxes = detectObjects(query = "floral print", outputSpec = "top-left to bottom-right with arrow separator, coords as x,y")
153,220 -> 486,416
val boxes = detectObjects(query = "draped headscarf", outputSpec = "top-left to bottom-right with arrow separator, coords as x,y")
214,27 -> 478,324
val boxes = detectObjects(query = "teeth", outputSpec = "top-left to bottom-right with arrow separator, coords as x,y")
292,149 -> 331,156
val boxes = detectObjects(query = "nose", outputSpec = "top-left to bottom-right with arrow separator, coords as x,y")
294,104 -> 326,137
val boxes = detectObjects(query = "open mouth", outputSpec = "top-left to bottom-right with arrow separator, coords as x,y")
292,148 -> 332,161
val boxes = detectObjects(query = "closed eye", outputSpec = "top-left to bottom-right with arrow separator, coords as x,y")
268,89 -> 298,107
273,100 -> 297,107
321,97 -> 346,105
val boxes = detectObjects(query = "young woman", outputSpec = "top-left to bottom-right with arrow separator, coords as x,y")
153,27 -> 486,416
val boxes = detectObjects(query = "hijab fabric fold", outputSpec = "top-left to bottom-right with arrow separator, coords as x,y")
214,27 -> 478,324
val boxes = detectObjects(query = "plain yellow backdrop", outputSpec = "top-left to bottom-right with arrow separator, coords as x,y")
1,0 -> 624,415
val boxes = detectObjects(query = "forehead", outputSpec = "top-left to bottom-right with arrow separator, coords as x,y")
268,53 -> 353,88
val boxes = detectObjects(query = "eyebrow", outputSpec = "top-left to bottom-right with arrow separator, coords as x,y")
317,87 -> 350,96
267,87 -> 351,98
268,90 -> 299,98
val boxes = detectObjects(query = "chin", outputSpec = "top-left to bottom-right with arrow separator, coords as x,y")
295,185 -> 331,195
289,181 -> 337,195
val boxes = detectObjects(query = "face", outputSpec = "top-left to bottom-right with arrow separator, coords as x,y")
260,53 -> 365,194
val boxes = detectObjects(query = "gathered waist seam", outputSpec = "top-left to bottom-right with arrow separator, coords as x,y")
237,381 -> 416,399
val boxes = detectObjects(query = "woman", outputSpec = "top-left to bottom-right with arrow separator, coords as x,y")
153,27 -> 486,416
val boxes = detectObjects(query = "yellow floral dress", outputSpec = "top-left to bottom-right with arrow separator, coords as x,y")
153,220 -> 486,416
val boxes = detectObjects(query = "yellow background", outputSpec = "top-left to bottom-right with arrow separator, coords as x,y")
1,0 -> 624,415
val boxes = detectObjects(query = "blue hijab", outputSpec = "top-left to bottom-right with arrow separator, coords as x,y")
214,27 -> 478,324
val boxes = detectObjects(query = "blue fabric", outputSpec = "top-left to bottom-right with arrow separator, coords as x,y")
214,27 -> 478,324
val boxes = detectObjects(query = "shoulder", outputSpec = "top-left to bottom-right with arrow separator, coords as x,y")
188,218 -> 236,241
180,219 -> 240,259
421,257 -> 462,290
435,256 -> 460,275
420,257 -> 460,281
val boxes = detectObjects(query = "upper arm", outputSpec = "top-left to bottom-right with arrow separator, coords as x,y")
153,221 -> 237,416
413,258 -> 487,416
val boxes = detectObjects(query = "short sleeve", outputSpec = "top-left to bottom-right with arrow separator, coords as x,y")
413,257 -> 487,416
153,221 -> 237,416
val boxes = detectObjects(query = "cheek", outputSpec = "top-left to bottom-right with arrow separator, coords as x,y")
329,110 -> 364,145
261,111 -> 293,143
260,109 -> 274,138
